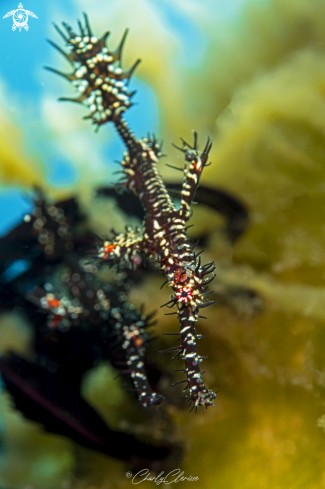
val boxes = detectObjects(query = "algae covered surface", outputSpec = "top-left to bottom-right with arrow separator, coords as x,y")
1,0 -> 325,488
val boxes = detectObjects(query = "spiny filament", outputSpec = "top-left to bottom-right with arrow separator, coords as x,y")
46,12 -> 140,129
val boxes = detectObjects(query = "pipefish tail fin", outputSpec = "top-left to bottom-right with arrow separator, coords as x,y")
48,14 -> 140,127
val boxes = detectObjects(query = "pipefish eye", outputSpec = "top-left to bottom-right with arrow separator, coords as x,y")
185,150 -> 197,162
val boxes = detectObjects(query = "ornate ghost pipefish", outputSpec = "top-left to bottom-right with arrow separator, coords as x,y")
47,13 -> 217,411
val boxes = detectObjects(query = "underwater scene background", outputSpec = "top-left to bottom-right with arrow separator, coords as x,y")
1,0 -> 325,487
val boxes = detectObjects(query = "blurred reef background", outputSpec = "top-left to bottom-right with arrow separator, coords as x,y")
2,0 -> 325,487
